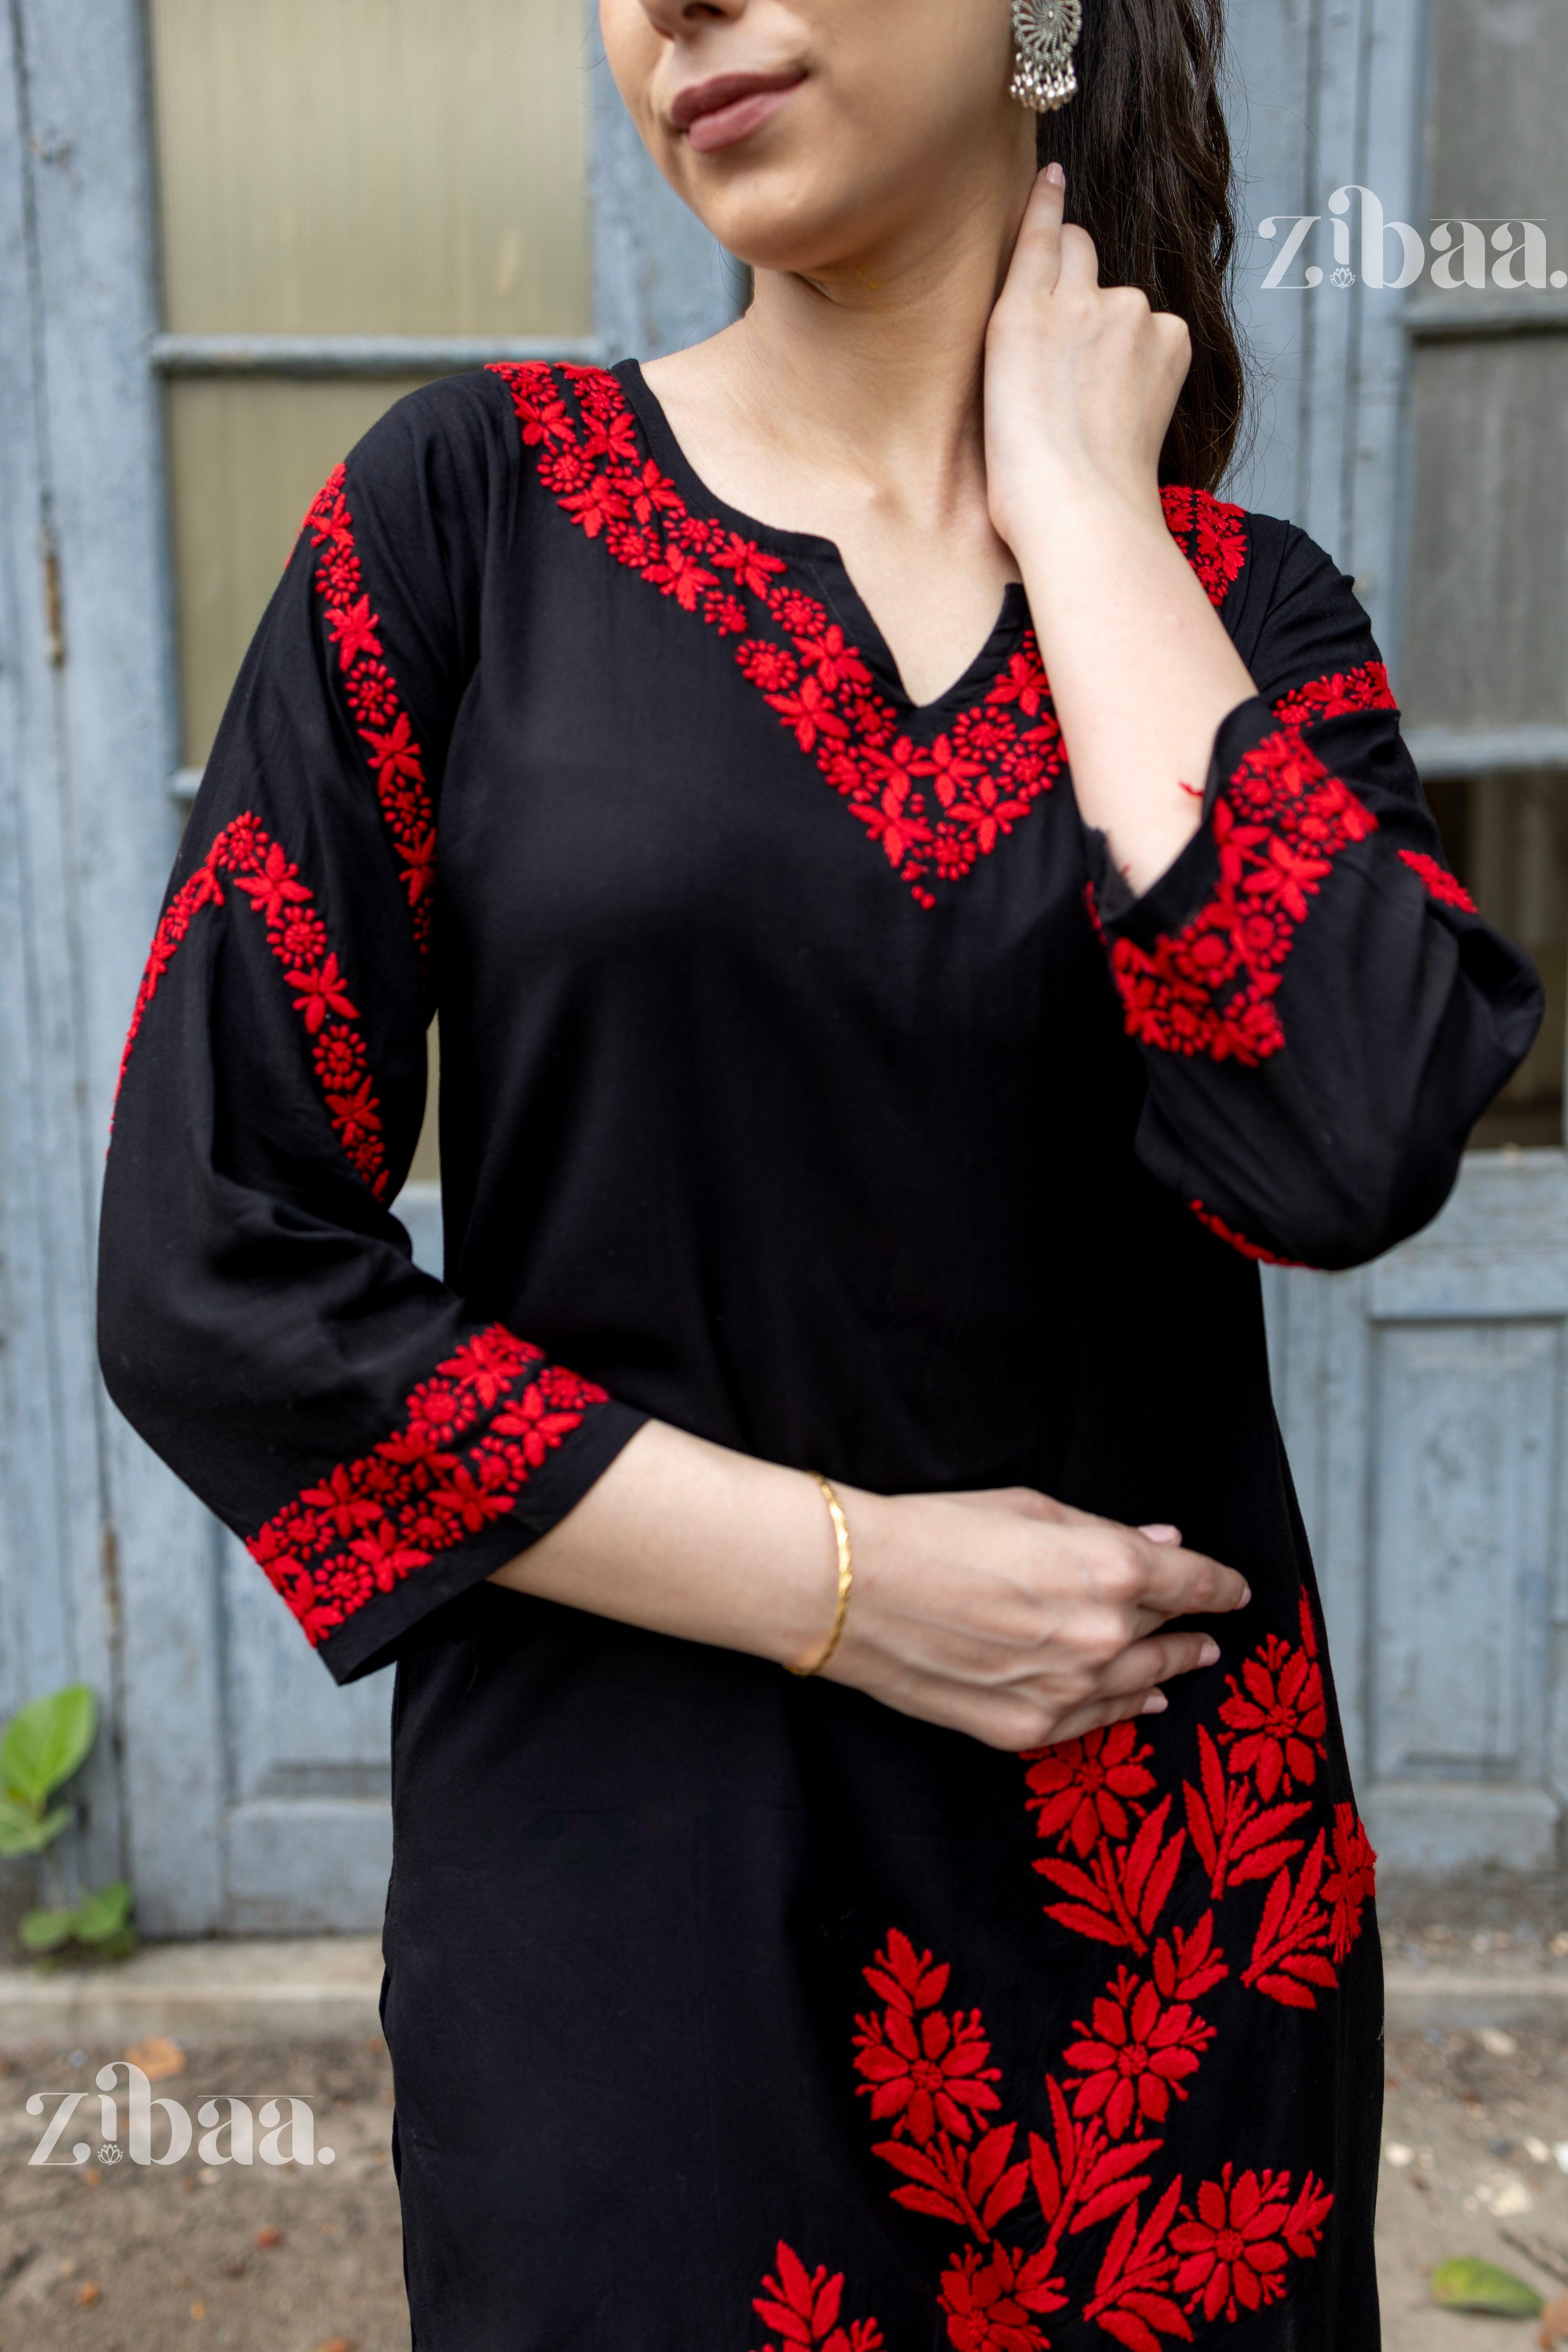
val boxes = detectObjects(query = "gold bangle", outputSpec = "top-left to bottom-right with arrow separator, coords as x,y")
787,1473 -> 853,1678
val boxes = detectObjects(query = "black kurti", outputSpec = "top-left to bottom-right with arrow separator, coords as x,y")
100,360 -> 1541,2352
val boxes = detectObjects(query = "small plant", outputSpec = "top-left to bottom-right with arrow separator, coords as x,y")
0,1684 -> 95,1856
0,1685 -> 137,1961
20,1878 -> 136,1961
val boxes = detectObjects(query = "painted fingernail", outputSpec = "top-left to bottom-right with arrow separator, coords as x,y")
1141,1691 -> 1169,1715
1045,162 -> 1065,187
1199,1639 -> 1220,1667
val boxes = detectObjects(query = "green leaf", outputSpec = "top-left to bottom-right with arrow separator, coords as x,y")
1431,2258 -> 1543,2316
0,1798 -> 73,1857
0,1686 -> 96,1807
71,1881 -> 132,1944
19,1906 -> 77,1953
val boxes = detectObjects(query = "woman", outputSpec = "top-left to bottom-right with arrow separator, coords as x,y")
100,0 -> 1541,2344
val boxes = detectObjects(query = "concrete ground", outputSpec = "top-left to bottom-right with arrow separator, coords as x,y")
4,1868 -> 1568,2348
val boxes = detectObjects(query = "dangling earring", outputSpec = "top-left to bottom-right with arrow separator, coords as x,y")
1011,0 -> 1082,111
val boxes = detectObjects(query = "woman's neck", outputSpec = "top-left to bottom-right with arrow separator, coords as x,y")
645,149 -> 1034,544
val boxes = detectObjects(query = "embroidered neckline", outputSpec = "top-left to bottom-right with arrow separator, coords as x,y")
490,361 -> 1248,910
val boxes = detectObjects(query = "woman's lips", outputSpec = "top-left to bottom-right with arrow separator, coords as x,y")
671,72 -> 804,156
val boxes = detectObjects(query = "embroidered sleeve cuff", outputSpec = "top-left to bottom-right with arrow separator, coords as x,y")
244,1326 -> 648,1684
1087,697 -> 1378,1067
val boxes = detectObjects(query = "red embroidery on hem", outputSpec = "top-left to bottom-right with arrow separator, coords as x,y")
490,363 -> 1245,910
1103,728 -> 1378,1065
245,1325 -> 608,1646
1186,1201 -> 1304,1268
1269,662 -> 1397,729
115,813 -> 387,1196
301,465 -> 438,983
1398,847 -> 1477,914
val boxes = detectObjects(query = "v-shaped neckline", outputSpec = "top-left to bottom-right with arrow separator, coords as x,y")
488,360 -> 1248,911
617,361 -> 1030,724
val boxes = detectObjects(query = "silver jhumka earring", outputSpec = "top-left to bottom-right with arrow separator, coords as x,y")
1010,0 -> 1082,111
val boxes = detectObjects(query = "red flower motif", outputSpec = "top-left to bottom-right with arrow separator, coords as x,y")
287,953 -> 359,1036
938,2243 -> 1065,2352
751,2243 -> 884,2352
327,593 -> 382,669
852,2001 -> 1004,2145
1218,1634 -> 1327,1800
1170,2167 -> 1296,2323
1322,1801 -> 1376,1961
736,639 -> 800,694
1024,1723 -> 1156,1857
1062,1967 -> 1215,2138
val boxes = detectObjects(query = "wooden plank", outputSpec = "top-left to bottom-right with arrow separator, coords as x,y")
0,0 -> 128,1902
13,0 -> 227,1930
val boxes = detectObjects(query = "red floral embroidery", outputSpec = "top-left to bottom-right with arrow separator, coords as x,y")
1184,1201 -> 1303,1267
246,1327 -> 607,1646
852,1907 -> 1333,2352
1269,662 -> 1397,729
1169,2166 -> 1333,2325
750,2244 -> 884,2352
1062,1967 -> 1216,2138
301,466 -> 438,984
115,814 -> 386,1195
1398,847 -> 1477,913
492,363 -> 1244,909
939,2243 -> 1066,2352
853,1930 -> 1003,2144
1218,1614 -> 1328,1801
1029,1594 -> 1373,2014
1104,727 -> 1378,1064
1157,485 -> 1248,609
1024,1722 -> 1156,1857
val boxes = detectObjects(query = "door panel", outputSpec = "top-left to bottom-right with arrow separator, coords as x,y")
1266,1156 -> 1568,1869
150,0 -> 592,338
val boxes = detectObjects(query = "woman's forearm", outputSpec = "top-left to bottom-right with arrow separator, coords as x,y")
489,1419 -> 844,1670
1008,476 -> 1256,893
984,169 -> 1257,896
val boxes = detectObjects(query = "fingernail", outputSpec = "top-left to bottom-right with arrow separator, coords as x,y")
1141,1691 -> 1168,1715
1045,161 -> 1065,187
1238,1584 -> 1253,1609
1138,1523 -> 1180,1544
1199,1639 -> 1220,1667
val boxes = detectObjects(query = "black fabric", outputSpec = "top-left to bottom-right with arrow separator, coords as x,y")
101,363 -> 1539,2352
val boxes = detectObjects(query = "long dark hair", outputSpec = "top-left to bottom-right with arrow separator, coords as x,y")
1036,0 -> 1245,491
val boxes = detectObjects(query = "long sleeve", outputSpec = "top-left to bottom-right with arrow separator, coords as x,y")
99,376 -> 646,1683
1084,508 -> 1544,1270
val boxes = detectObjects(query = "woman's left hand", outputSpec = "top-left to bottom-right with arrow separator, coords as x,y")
984,163 -> 1191,545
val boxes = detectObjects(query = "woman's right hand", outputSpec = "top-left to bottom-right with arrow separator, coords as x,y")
490,1421 -> 1249,1754
821,1483 -> 1250,1751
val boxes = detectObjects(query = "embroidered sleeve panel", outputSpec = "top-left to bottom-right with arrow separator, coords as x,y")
300,464 -> 440,997
114,812 -> 390,1198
